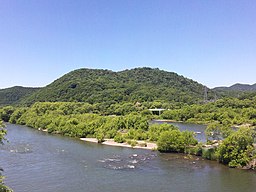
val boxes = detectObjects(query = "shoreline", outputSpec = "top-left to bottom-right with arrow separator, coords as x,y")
80,138 -> 157,150
152,119 -> 183,123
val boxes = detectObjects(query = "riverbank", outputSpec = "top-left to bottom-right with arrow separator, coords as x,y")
4,123 -> 256,192
152,119 -> 183,123
80,138 -> 157,150
153,119 -> 253,128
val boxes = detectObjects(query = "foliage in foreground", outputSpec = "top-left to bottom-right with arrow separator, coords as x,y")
0,182 -> 13,192
216,127 -> 256,168
0,121 -> 13,192
0,121 -> 6,144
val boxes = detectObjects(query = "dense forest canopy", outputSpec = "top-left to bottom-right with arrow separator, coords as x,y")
0,68 -> 216,106
0,86 -> 40,106
1,67 -> 255,107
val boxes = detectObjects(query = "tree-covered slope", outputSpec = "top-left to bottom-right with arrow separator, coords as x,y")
21,68 -> 211,105
214,83 -> 256,92
213,83 -> 256,99
0,86 -> 40,106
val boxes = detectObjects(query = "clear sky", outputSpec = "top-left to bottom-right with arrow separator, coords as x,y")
0,0 -> 255,89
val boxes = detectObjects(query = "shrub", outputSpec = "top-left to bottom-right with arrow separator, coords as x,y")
202,147 -> 217,160
114,133 -> 126,143
127,140 -> 137,147
96,132 -> 105,143
157,130 -> 185,152
216,127 -> 255,168
185,143 -> 202,156
157,129 -> 198,153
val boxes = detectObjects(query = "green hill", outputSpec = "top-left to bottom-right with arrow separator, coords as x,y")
213,83 -> 256,99
0,86 -> 40,106
21,67 -> 211,105
214,83 -> 256,91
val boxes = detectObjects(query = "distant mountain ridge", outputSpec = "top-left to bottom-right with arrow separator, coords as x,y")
214,83 -> 256,91
0,86 -> 41,106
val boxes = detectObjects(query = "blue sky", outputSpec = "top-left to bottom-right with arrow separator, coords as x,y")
0,0 -> 255,89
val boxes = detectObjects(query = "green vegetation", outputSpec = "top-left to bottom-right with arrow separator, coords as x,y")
216,127 -> 256,168
161,97 -> 256,125
1,99 -> 256,169
0,86 -> 40,106
157,130 -> 198,152
114,132 -> 126,143
0,102 -> 177,143
0,121 -> 6,145
215,83 -> 256,92
0,121 -> 13,192
205,122 -> 233,141
0,67 -> 256,170
1,68 -> 256,110
0,68 -> 214,107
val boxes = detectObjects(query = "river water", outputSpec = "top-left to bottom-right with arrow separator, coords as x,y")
152,120 -> 207,142
1,124 -> 256,192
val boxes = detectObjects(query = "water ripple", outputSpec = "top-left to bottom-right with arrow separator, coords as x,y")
98,153 -> 157,170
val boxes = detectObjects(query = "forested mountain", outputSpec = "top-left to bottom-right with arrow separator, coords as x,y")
0,86 -> 40,106
20,68 -> 211,105
213,83 -> 256,99
214,83 -> 256,91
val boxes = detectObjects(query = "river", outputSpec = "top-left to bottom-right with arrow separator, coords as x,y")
1,124 -> 256,192
152,120 -> 207,142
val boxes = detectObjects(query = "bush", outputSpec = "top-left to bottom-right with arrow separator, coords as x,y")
185,143 -> 202,156
157,129 -> 198,153
127,140 -> 137,147
202,147 -> 217,160
114,133 -> 126,143
96,132 -> 105,143
157,130 -> 185,152
216,127 -> 255,168
148,123 -> 178,141
0,184 -> 13,192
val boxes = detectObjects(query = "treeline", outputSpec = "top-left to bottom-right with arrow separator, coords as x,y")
0,102 -> 195,145
161,97 -> 256,125
0,102 -> 200,154
1,101 -> 256,169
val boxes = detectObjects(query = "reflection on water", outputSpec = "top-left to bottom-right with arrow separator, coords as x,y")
1,124 -> 256,192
